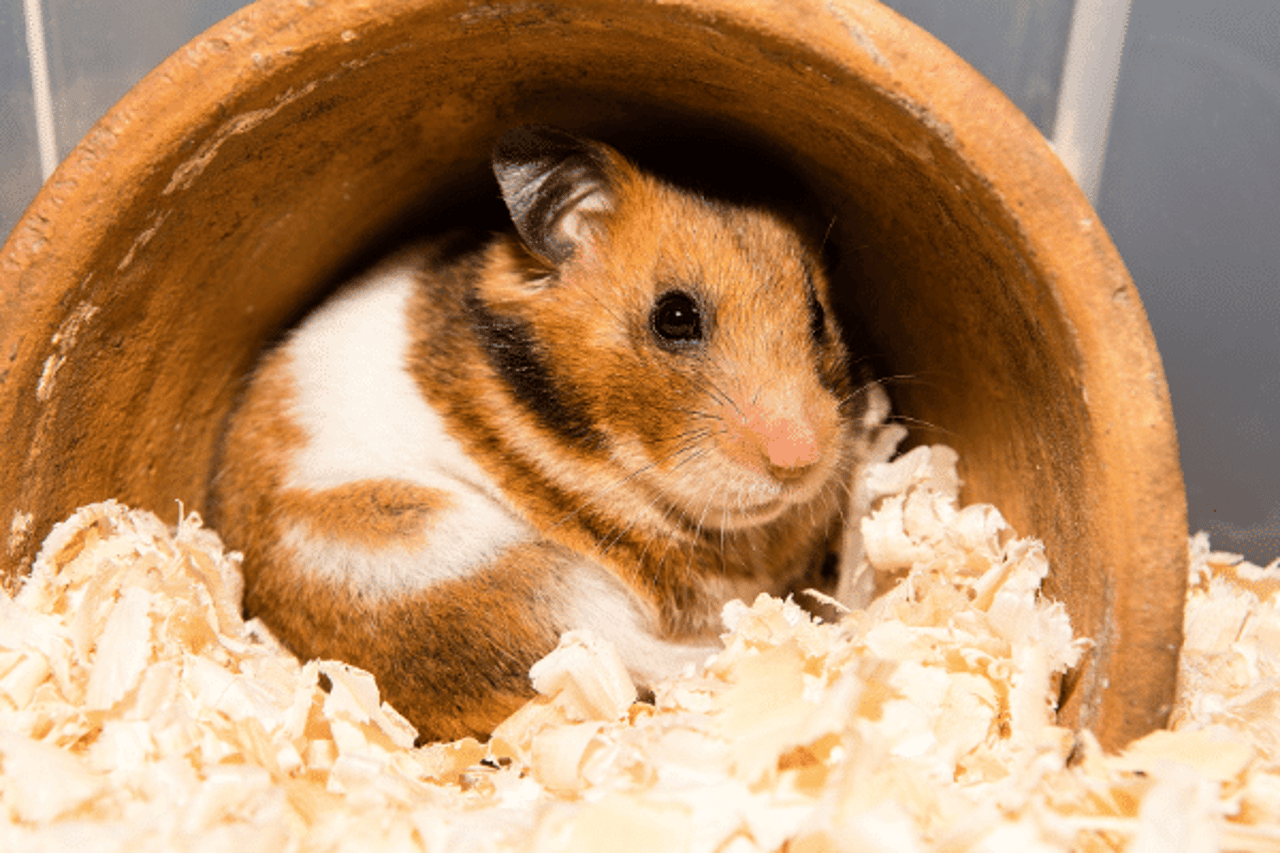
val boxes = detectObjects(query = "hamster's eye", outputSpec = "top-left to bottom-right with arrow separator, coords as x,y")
651,291 -> 703,345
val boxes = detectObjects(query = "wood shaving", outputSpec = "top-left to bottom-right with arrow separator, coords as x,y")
1,447 -> 1278,851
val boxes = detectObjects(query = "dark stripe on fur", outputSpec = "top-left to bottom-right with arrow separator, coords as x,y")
463,289 -> 605,449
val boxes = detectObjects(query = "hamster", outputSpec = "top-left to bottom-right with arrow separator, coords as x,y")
213,125 -> 889,742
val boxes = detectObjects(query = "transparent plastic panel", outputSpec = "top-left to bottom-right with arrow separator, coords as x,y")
882,0 -> 1075,136
1,2 -> 46,243
1099,0 -> 1280,562
42,0 -> 253,161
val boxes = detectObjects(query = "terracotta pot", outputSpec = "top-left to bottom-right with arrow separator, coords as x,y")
0,0 -> 1186,750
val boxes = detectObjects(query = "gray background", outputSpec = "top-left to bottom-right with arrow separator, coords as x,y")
3,0 -> 1278,563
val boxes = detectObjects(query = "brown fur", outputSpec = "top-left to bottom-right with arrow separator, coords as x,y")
277,481 -> 450,548
215,130 -> 874,742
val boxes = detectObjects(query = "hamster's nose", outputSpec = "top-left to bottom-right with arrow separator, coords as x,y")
755,415 -> 821,481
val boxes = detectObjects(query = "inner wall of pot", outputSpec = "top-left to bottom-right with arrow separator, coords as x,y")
2,0 -> 1160,743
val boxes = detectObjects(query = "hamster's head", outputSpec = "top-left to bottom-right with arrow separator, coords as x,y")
481,125 -> 873,530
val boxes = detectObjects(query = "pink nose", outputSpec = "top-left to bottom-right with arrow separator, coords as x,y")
752,414 -> 820,474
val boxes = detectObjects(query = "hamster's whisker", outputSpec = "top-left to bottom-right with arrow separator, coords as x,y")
890,413 -> 955,438
598,499 -> 656,557
834,449 -> 860,506
630,470 -> 685,565
603,456 -> 712,556
821,476 -> 846,528
660,442 -> 710,477
699,381 -> 730,413
629,441 -> 716,573
665,426 -> 715,448
629,487 -> 681,549
819,214 -> 838,254
654,497 -> 690,577
844,377 -> 887,408
701,376 -> 745,422
655,405 -> 724,425
873,369 -> 953,393
826,468 -> 849,509
547,459 -> 663,531
580,288 -> 630,328
718,501 -> 729,558
637,493 -> 683,573
687,481 -> 724,572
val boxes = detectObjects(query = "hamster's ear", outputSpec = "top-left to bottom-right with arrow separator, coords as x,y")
492,125 -> 620,265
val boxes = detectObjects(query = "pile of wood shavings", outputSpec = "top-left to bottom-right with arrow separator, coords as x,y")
1,447 -> 1278,852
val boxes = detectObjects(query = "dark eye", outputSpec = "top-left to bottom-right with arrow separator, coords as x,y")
651,291 -> 703,344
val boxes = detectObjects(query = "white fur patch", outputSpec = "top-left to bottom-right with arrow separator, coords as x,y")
280,247 -> 534,595
557,563 -> 720,686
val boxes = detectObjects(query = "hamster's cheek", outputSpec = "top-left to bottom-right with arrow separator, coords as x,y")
598,431 -> 750,515
648,443 -> 789,519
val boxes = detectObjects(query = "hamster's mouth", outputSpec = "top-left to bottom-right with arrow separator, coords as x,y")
680,474 -> 831,530
668,499 -> 786,532
723,498 -> 788,525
